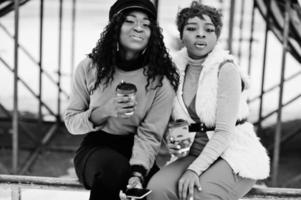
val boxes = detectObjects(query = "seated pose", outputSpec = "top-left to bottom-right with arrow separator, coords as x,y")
147,2 -> 270,200
64,0 -> 179,199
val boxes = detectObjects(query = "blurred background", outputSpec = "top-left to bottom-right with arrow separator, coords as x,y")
0,0 -> 300,197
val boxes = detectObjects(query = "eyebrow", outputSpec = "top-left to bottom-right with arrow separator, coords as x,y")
185,22 -> 215,27
204,23 -> 215,27
127,14 -> 150,21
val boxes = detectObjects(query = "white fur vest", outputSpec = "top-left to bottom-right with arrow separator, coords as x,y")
171,44 -> 270,180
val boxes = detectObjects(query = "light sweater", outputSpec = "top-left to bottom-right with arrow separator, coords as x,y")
64,57 -> 176,172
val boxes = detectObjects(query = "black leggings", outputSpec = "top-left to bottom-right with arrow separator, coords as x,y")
73,130 -> 158,200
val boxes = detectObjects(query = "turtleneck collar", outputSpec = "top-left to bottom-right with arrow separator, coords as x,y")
116,53 -> 147,71
186,54 -> 205,70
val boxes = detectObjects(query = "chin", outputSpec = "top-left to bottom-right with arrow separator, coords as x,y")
194,53 -> 208,59
128,46 -> 146,52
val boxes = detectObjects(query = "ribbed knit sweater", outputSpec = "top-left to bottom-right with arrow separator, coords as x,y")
64,57 -> 176,172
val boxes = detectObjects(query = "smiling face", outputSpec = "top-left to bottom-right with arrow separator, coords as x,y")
119,10 -> 151,60
182,15 -> 217,59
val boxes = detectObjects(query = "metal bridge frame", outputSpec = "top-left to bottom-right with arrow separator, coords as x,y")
0,0 -> 300,187
0,0 -> 77,175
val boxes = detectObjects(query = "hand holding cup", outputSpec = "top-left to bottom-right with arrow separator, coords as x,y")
116,81 -> 137,118
167,120 -> 196,157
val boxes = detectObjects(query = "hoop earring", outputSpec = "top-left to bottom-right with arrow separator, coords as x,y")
116,42 -> 120,52
141,48 -> 147,55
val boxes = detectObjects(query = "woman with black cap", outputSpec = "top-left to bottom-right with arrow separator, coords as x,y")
64,0 -> 179,199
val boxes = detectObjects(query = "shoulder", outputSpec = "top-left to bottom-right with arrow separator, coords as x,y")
74,57 -> 97,78
155,76 -> 176,98
218,62 -> 241,91
76,57 -> 95,73
73,57 -> 98,91
219,61 -> 240,77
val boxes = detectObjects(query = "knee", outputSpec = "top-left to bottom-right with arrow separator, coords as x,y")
147,173 -> 176,200
92,160 -> 130,191
194,191 -> 223,200
194,183 -> 233,200
147,176 -> 162,194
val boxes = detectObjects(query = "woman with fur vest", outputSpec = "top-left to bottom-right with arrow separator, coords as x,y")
147,2 -> 270,200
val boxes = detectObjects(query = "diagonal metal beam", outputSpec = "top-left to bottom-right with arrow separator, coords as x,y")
0,0 -> 31,17
283,173 -> 301,187
254,93 -> 301,126
268,126 -> 301,151
18,123 -> 59,174
249,70 -> 301,103
0,103 -> 39,144
0,22 -> 69,98
0,56 -> 57,117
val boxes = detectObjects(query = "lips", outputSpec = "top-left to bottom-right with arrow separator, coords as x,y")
130,35 -> 144,41
194,41 -> 207,49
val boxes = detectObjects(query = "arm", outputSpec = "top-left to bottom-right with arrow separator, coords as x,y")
129,79 -> 176,175
187,63 -> 241,175
64,58 -> 104,135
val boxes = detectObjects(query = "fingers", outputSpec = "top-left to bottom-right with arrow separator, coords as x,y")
114,96 -> 137,117
178,179 -> 182,200
182,181 -> 188,200
178,173 -> 202,200
195,179 -> 202,191
119,190 -> 127,200
188,181 -> 194,200
127,177 -> 142,189
178,180 -> 196,200
116,96 -> 135,104
168,143 -> 188,157
168,143 -> 181,153
178,178 -> 188,200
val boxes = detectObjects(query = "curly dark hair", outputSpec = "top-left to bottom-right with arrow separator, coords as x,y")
176,1 -> 223,39
89,11 -> 179,92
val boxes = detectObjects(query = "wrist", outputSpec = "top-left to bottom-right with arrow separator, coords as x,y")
185,168 -> 199,177
130,165 -> 147,184
90,107 -> 109,126
131,171 -> 144,184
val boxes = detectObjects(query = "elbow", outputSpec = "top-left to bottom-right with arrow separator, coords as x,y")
63,117 -> 76,135
63,113 -> 81,135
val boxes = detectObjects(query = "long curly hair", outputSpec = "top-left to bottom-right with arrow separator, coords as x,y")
89,11 -> 179,92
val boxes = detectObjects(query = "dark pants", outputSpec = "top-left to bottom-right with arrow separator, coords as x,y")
74,130 -> 158,200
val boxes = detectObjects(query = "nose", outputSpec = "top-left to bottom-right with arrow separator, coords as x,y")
133,21 -> 144,32
196,29 -> 206,38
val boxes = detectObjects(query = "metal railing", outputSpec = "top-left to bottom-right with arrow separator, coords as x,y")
1,174 -> 301,200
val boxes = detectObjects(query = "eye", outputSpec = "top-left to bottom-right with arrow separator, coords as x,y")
185,26 -> 196,31
124,18 -> 135,24
142,20 -> 151,27
206,28 -> 215,33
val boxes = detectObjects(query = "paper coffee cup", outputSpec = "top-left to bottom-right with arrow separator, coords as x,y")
167,120 -> 196,156
116,81 -> 137,116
